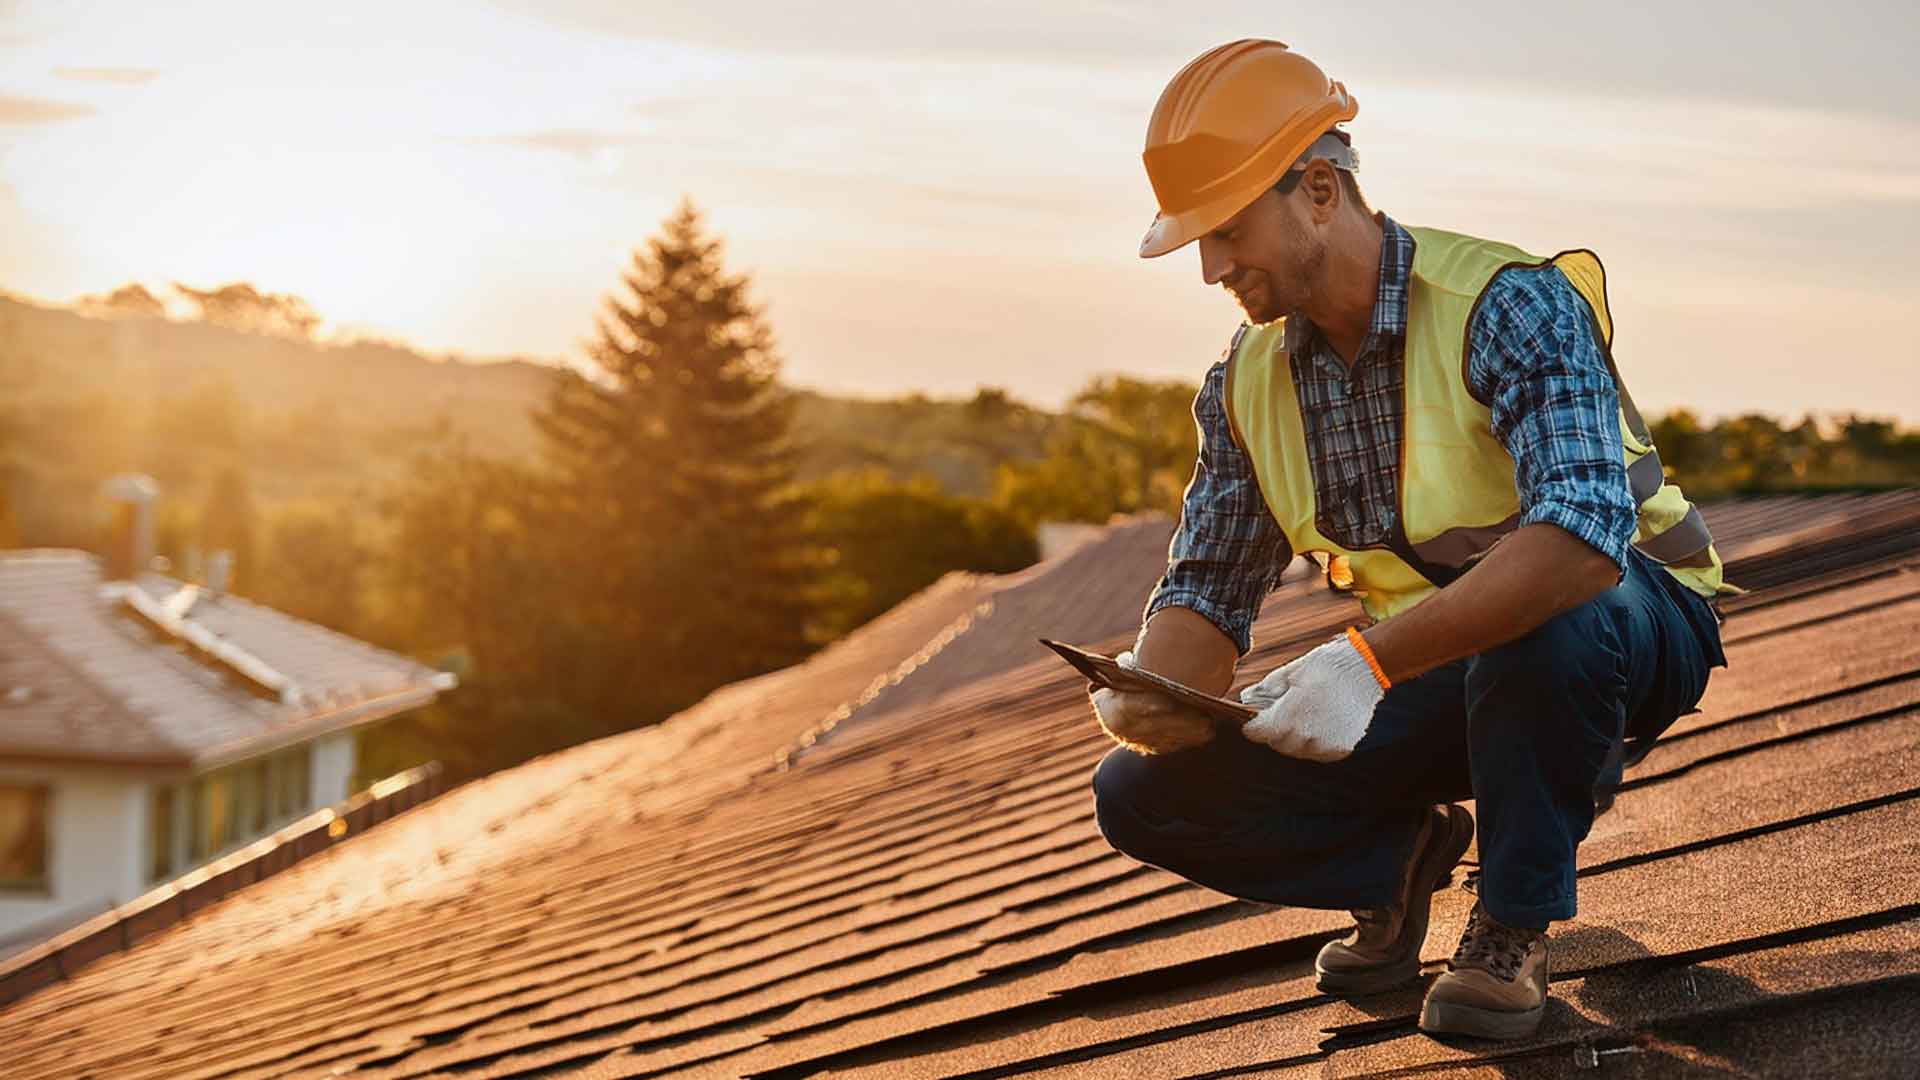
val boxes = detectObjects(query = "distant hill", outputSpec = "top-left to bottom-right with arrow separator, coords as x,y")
0,296 -> 1056,541
0,294 -> 554,458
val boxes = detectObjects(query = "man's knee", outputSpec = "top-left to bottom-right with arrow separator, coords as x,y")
1091,747 -> 1161,859
1468,590 -> 1628,714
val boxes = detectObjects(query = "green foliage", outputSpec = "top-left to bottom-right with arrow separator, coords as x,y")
1651,410 -> 1920,499
790,386 -> 1055,497
358,439 -> 579,781
247,500 -> 372,636
803,469 -> 1037,641
994,375 -> 1199,526
197,466 -> 258,592
536,198 -> 817,713
356,201 -> 827,780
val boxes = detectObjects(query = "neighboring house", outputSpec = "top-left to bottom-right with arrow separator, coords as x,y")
0,547 -> 455,953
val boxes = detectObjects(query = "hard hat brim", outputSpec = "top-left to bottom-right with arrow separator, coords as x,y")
1138,174 -> 1278,259
1138,113 -> 1354,258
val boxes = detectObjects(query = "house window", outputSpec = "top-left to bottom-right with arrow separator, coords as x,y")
171,745 -> 322,873
150,785 -> 176,883
203,771 -> 233,855
186,777 -> 207,861
245,761 -> 270,834
0,784 -> 50,893
275,746 -> 312,819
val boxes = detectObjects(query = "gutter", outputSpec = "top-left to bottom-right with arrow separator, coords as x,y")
190,683 -> 444,772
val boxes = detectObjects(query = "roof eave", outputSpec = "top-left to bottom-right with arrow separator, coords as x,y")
0,748 -> 195,771
189,685 -> 445,773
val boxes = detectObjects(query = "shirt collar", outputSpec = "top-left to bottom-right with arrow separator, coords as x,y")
1282,213 -> 1414,357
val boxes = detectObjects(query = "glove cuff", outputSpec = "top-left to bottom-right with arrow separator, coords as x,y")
1344,627 -> 1392,690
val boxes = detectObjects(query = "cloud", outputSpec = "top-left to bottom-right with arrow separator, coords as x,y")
52,66 -> 159,85
464,129 -> 639,161
0,94 -> 93,124
461,129 -> 656,178
493,0 -> 1171,66
474,129 -> 629,154
500,0 -> 1919,124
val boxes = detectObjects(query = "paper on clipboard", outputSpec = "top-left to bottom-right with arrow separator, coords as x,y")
1039,638 -> 1257,726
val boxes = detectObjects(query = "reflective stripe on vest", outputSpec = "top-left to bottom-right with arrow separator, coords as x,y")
1223,226 -> 1726,621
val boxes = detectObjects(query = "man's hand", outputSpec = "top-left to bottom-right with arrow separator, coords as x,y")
1090,651 -> 1215,755
1238,633 -> 1385,761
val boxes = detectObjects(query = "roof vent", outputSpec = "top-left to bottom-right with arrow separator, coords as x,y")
101,473 -> 160,581
3,686 -> 32,706
113,585 -> 306,707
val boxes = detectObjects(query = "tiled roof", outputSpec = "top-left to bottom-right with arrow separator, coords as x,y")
0,551 -> 454,767
0,494 -> 1916,1077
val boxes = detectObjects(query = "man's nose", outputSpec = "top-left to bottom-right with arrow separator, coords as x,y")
1198,235 -> 1233,286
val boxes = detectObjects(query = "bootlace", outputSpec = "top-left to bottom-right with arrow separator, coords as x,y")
1450,903 -> 1538,982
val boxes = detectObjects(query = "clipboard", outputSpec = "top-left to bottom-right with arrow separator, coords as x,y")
1039,638 -> 1257,726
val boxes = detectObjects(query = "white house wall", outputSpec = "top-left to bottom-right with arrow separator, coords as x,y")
311,733 -> 355,809
0,763 -> 146,945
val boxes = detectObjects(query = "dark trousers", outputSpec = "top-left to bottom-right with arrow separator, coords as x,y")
1092,549 -> 1726,928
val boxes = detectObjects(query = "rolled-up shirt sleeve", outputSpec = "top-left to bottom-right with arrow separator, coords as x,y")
1467,266 -> 1638,575
1142,356 -> 1292,655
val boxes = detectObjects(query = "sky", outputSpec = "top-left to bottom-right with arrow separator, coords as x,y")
1,0 -> 1916,419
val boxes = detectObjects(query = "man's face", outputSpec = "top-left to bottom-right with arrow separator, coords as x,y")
1196,182 -> 1325,325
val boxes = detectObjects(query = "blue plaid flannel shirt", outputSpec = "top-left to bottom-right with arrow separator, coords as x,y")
1145,216 -> 1637,655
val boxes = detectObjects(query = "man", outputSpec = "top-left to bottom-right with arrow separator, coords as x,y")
1088,40 -> 1730,1041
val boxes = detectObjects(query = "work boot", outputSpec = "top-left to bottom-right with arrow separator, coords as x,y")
1315,803 -> 1474,995
1419,901 -> 1549,1040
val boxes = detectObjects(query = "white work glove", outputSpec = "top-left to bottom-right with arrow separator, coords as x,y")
1089,650 -> 1215,755
1237,633 -> 1387,762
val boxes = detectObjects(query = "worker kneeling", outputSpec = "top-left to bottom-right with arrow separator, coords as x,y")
1091,40 -> 1730,1041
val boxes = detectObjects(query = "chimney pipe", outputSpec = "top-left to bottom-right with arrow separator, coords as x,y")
206,550 -> 232,595
102,473 -> 160,580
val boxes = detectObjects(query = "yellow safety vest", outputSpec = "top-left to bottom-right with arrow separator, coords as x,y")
1223,226 -> 1725,622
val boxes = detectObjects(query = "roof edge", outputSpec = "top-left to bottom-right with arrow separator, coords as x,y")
190,685 -> 443,772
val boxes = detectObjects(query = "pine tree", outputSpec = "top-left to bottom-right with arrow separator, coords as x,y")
535,199 -> 816,730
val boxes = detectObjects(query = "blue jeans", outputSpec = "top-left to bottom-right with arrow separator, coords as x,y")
1092,549 -> 1726,928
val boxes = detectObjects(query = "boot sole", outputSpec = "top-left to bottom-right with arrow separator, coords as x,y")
1419,997 -> 1544,1040
1315,959 -> 1421,995
1315,806 -> 1475,997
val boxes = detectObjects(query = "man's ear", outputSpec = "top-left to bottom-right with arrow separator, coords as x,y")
1302,161 -> 1341,223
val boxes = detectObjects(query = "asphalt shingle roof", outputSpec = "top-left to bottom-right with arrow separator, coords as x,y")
0,493 -> 1916,1078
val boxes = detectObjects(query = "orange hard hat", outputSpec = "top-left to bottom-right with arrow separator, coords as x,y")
1139,39 -> 1358,258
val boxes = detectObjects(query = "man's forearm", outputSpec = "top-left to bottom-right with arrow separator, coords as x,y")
1362,523 -> 1620,685
1133,605 -> 1239,696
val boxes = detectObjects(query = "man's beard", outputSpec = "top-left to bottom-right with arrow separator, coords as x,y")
1235,217 -> 1325,325
1270,213 -> 1326,323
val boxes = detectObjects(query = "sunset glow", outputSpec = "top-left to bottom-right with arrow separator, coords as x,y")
2,0 -> 1915,417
